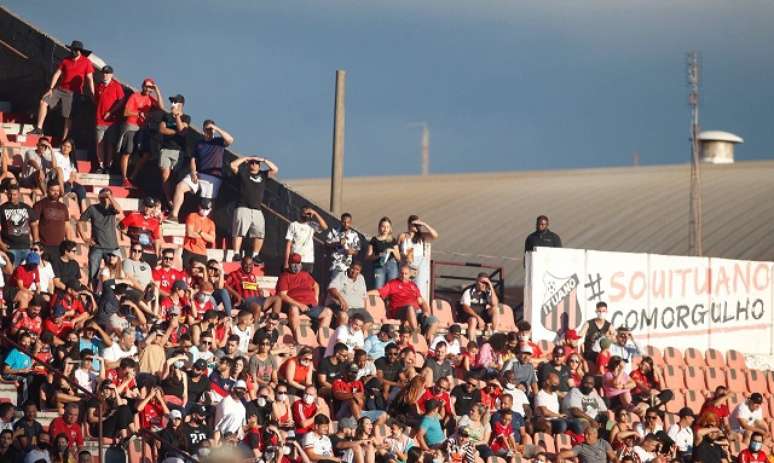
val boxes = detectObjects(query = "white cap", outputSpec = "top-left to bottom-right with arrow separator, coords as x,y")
235,379 -> 248,390
169,409 -> 182,419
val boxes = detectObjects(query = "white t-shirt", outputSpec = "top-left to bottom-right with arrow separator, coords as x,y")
534,390 -> 560,416
303,431 -> 333,457
29,261 -> 55,293
429,335 -> 461,356
103,343 -> 138,364
667,423 -> 694,453
230,324 -> 254,354
326,272 -> 367,308
501,386 -> 530,417
214,394 -> 247,437
730,401 -> 763,432
325,325 -> 365,356
633,446 -> 657,463
74,368 -> 98,393
286,221 -> 320,264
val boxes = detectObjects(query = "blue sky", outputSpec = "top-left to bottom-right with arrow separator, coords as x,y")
6,0 -> 774,178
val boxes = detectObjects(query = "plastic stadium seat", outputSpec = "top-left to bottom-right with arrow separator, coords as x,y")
726,350 -> 746,369
684,390 -> 705,414
726,369 -> 747,393
704,348 -> 725,368
430,299 -> 455,328
684,366 -> 707,391
364,294 -> 387,322
415,352 -> 425,369
317,327 -> 333,351
492,304 -> 517,332
663,413 -> 678,429
410,333 -> 429,355
767,370 -> 774,394
727,392 -> 744,410
663,347 -> 685,367
279,325 -> 295,346
539,340 -> 554,356
645,346 -> 665,366
704,367 -> 727,391
663,365 -> 686,390
745,369 -> 768,395
666,390 -> 686,414
296,321 -> 319,348
555,434 -> 573,452
533,433 -> 556,454
684,348 -> 705,367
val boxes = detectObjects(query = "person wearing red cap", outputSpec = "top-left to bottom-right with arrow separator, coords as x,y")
30,40 -> 95,141
560,328 -> 581,359
118,78 -> 164,186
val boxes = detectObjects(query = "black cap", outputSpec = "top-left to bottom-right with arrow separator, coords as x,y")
193,404 -> 208,416
102,65 -> 114,74
448,325 -> 462,334
199,197 -> 212,210
379,324 -> 394,334
169,94 -> 186,104
67,40 -> 85,50
143,196 -> 158,208
65,279 -> 84,291
399,325 -> 411,334
750,392 -> 763,404
678,407 -> 695,418
193,359 -> 208,370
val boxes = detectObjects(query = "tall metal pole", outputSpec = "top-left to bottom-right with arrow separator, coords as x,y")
688,51 -> 703,256
421,124 -> 430,176
330,70 -> 346,215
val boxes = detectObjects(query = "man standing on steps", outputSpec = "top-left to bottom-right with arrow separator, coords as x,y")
78,188 -> 123,288
118,78 -> 163,187
29,40 -> 95,141
0,185 -> 35,266
168,119 -> 234,222
228,155 -> 279,262
93,65 -> 125,174
31,180 -> 74,259
119,197 -> 162,268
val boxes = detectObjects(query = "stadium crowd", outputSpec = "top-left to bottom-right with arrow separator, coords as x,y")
0,39 -> 771,463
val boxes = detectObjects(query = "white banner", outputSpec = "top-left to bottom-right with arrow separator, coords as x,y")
525,247 -> 774,354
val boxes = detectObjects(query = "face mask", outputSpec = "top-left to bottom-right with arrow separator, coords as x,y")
580,385 -> 594,395
518,335 -> 528,341
256,397 -> 267,407
750,442 -> 762,452
198,448 -> 210,457
199,209 -> 211,217
277,393 -> 287,402
289,264 -> 302,273
283,446 -> 292,455
596,311 -> 606,318
304,394 -> 315,405
505,383 -> 516,390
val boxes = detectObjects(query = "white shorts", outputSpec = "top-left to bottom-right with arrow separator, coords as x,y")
182,172 -> 222,199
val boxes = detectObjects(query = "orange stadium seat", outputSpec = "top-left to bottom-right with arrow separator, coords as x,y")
683,348 -> 704,367
430,299 -> 455,328
666,390 -> 686,414
727,392 -> 744,410
745,369 -> 768,395
704,367 -> 727,391
684,366 -> 706,391
410,333 -> 429,355
317,326 -> 333,351
663,365 -> 686,390
684,389 -> 705,413
491,303 -> 517,332
767,370 -> 774,394
645,346 -> 664,365
296,321 -> 319,348
663,413 -> 678,429
533,433 -> 556,454
726,349 -> 746,369
725,369 -> 747,393
415,352 -> 426,369
364,294 -> 386,322
768,400 -> 774,420
555,434 -> 573,452
663,347 -> 685,367
704,348 -> 725,368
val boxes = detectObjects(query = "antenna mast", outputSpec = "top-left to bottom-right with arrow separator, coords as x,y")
687,51 -> 703,256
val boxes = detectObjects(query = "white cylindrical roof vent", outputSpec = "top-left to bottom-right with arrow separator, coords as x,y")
698,131 -> 743,164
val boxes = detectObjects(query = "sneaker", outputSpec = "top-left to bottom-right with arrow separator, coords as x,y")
232,253 -> 242,262
95,167 -> 107,175
252,254 -> 263,264
27,127 -> 44,135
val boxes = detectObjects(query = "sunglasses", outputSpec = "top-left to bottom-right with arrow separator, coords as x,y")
131,249 -> 142,253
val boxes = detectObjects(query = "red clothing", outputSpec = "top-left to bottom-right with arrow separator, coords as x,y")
12,265 -> 40,289
139,398 -> 164,429
416,388 -> 453,416
489,421 -> 513,454
226,269 -> 261,300
332,378 -> 365,413
160,296 -> 190,320
12,311 -> 42,336
378,278 -> 421,316
57,55 -> 94,93
153,267 -> 186,293
106,368 -> 137,390
596,350 -> 612,375
50,292 -> 86,315
738,449 -> 768,463
276,271 -> 317,306
124,92 -> 157,126
630,368 -> 661,396
279,357 -> 311,385
526,340 -> 543,358
119,212 -> 161,251
700,400 -> 730,419
44,318 -> 74,338
95,79 -> 125,126
479,386 -> 502,411
48,416 -> 84,446
292,399 -> 318,436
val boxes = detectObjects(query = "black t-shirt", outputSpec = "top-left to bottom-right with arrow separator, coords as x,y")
451,384 -> 481,416
237,167 -> 268,210
317,357 -> 343,385
693,439 -> 725,463
187,375 -> 212,404
0,201 -> 35,249
537,362 -> 572,392
369,237 -> 397,263
52,257 -> 80,282
180,423 -> 211,452
80,203 -> 119,249
252,327 -> 279,346
374,357 -> 402,383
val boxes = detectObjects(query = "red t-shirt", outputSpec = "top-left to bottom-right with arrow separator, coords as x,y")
738,449 -> 768,463
119,212 -> 161,251
44,318 -> 75,338
49,417 -> 84,446
378,279 -> 421,316
479,386 -> 502,411
124,92 -> 157,126
332,378 -> 365,413
596,350 -> 612,375
292,399 -> 318,436
12,311 -> 42,336
700,400 -> 730,419
489,421 -> 513,453
226,269 -> 260,300
106,368 -> 137,390
416,388 -> 453,416
12,265 -> 40,289
50,292 -> 86,315
276,271 -> 317,306
140,398 -> 164,429
153,267 -> 186,293
57,55 -> 94,93
160,296 -> 190,320
95,79 -> 125,126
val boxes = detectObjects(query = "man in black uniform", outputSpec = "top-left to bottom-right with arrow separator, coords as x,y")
524,215 -> 562,254
228,155 -> 279,262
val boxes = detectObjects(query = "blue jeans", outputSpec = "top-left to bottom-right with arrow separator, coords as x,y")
7,248 -> 29,267
213,288 -> 233,316
373,259 -> 398,289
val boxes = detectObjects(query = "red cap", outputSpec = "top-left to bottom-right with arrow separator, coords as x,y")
289,253 -> 302,264
565,329 -> 580,340
142,78 -> 156,87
